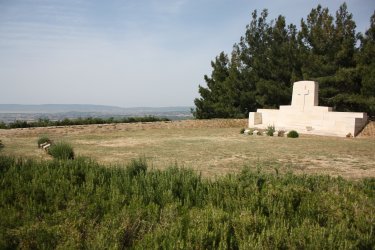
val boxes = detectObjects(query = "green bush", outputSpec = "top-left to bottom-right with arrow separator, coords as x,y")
266,125 -> 276,136
287,130 -> 299,138
0,155 -> 374,249
37,135 -> 51,147
48,142 -> 75,160
240,128 -> 245,134
0,140 -> 4,150
127,158 -> 148,177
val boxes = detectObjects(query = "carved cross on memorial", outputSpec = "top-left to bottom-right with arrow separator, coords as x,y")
297,85 -> 309,111
291,81 -> 319,111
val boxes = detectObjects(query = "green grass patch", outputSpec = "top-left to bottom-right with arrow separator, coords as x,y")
0,156 -> 374,249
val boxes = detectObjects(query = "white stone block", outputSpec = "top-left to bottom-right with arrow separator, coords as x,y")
248,81 -> 368,137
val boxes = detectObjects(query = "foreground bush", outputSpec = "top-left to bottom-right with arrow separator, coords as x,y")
48,142 -> 74,160
0,156 -> 374,249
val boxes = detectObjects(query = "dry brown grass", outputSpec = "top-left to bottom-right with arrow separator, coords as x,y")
358,121 -> 375,138
1,119 -> 374,179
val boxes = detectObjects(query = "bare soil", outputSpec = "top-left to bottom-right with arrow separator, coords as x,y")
358,121 -> 375,138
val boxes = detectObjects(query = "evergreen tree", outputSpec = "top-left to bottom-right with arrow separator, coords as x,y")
193,4 -> 375,119
238,10 -> 299,110
358,11 -> 375,97
193,52 -> 231,118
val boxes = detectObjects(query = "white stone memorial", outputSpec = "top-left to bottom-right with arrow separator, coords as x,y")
249,81 -> 368,137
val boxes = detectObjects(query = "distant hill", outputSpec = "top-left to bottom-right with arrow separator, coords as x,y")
0,104 -> 192,114
0,104 -> 193,123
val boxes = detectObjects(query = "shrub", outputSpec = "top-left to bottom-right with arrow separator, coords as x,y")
0,140 -> 4,149
0,122 -> 7,129
247,128 -> 254,135
48,142 -> 75,160
37,135 -> 51,147
266,125 -> 276,136
287,130 -> 299,138
0,155 -> 374,249
278,130 -> 286,137
127,158 -> 148,177
240,128 -> 245,134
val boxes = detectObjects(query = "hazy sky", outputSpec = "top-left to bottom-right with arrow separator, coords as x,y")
0,0 -> 374,107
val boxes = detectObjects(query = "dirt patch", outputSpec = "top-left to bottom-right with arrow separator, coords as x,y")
357,121 -> 375,138
0,119 -> 247,138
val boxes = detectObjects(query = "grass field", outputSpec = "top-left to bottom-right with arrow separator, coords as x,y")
1,119 -> 374,179
1,119 -> 374,248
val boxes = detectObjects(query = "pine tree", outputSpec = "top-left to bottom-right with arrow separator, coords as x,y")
193,52 -> 231,118
358,11 -> 375,97
193,4 -> 374,119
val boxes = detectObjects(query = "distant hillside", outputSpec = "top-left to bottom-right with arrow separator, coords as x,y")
0,104 -> 126,113
0,104 -> 192,113
0,104 -> 193,123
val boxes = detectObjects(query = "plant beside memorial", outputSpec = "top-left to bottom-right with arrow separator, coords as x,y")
287,130 -> 299,138
278,130 -> 286,137
266,125 -> 276,136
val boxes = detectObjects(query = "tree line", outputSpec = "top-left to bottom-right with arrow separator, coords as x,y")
0,116 -> 169,129
193,3 -> 375,119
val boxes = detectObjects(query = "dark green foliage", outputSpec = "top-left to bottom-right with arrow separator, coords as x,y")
37,135 -> 51,147
240,128 -> 245,134
0,116 -> 170,129
266,125 -> 276,136
48,142 -> 75,160
194,4 -> 375,118
127,158 -> 148,177
287,130 -> 299,138
0,122 -> 6,129
0,155 -> 374,248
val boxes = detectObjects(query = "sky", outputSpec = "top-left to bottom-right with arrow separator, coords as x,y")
0,0 -> 374,108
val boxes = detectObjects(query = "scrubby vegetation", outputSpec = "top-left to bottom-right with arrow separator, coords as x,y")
0,140 -> 3,150
37,135 -> 51,147
0,156 -> 373,249
48,142 -> 75,160
0,116 -> 170,129
287,130 -> 299,138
